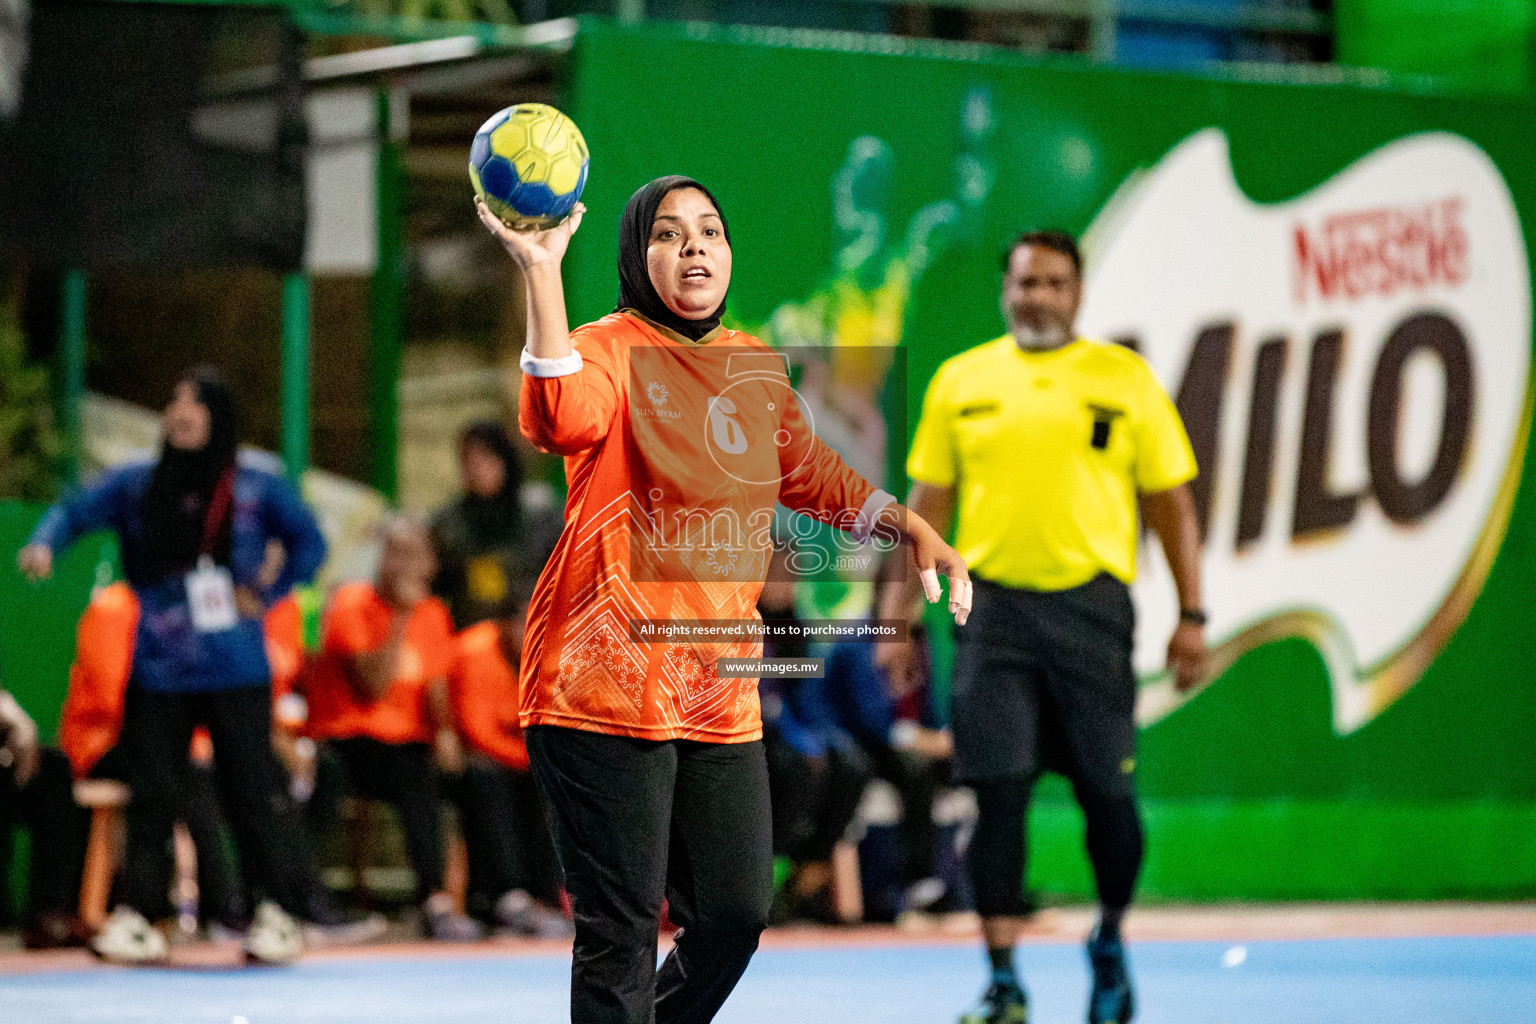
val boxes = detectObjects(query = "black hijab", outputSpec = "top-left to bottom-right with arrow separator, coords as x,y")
140,367 -> 239,581
615,175 -> 731,342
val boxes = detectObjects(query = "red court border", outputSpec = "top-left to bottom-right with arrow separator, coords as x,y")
4,904 -> 1534,976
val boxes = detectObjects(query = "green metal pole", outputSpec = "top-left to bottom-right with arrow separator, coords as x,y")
59,270 -> 87,485
281,272 -> 311,482
370,87 -> 404,502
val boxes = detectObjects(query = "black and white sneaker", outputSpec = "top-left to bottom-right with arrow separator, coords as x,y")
90,906 -> 169,965
244,901 -> 304,965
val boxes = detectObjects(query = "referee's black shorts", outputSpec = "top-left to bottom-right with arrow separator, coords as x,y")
949,573 -> 1138,797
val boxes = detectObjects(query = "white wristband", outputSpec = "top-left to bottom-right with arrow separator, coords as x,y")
520,347 -> 584,378
852,489 -> 898,543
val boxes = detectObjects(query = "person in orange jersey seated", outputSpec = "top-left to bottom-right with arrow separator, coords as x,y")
442,584 -> 569,938
60,582 -> 248,936
60,583 -> 249,933
305,518 -> 482,941
264,584 -> 327,805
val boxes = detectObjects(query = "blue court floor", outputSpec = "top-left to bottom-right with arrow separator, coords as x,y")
2,934 -> 1533,1024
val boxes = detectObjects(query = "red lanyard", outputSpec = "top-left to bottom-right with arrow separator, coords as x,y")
199,469 -> 236,558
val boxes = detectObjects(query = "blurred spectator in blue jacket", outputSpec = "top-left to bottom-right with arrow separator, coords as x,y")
19,367 -> 325,965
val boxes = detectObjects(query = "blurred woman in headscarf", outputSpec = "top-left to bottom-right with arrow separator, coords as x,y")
19,366 -> 326,966
429,420 -> 560,631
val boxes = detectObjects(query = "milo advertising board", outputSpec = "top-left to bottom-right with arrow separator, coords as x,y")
1094,131 -> 1531,738
565,20 -> 1536,899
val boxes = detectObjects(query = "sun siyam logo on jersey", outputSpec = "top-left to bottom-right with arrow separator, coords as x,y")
638,380 -> 681,421
1077,129 -> 1532,735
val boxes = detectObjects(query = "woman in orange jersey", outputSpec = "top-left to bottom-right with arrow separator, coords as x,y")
477,176 -> 971,1024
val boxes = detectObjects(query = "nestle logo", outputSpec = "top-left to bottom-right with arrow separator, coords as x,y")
1293,197 -> 1468,304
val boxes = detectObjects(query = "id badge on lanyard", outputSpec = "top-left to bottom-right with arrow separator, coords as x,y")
187,555 -> 238,633
186,470 -> 239,634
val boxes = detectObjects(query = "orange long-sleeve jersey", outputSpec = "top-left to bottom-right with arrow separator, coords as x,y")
518,312 -> 892,743
58,583 -> 138,779
449,620 -> 529,771
305,582 -> 453,745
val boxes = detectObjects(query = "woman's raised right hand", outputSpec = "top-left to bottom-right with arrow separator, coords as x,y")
476,199 -> 585,271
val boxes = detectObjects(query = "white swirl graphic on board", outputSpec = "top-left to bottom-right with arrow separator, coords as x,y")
1078,129 -> 1532,734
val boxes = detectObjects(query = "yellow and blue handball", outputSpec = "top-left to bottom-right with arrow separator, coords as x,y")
470,103 -> 589,230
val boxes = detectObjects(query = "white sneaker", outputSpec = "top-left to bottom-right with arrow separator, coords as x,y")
424,892 -> 485,942
91,906 -> 169,965
244,901 -> 304,965
494,889 -> 574,940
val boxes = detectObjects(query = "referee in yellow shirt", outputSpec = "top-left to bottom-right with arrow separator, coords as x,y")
893,230 -> 1206,1024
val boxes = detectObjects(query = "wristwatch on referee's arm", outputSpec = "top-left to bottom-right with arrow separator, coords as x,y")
1178,607 -> 1208,627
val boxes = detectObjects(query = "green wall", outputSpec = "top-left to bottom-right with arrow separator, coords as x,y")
0,502 -> 113,743
1336,0 -> 1535,95
564,20 -> 1536,900
0,503 -> 111,922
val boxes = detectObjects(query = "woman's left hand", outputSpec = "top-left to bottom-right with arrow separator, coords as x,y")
880,503 -> 971,626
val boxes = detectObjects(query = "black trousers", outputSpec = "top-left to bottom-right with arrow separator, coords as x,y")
97,744 -> 333,927
525,726 -> 773,1024
180,761 -> 249,928
0,748 -> 89,925
952,576 -> 1144,918
120,684 -> 311,918
311,737 -> 445,901
441,753 -> 562,913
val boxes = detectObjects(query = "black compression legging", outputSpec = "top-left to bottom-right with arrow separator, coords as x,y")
968,775 -> 1144,918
